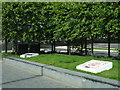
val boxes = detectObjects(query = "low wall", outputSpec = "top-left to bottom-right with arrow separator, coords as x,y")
3,57 -> 120,88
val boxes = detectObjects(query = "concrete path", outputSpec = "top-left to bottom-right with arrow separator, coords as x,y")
88,43 -> 120,49
1,62 -> 74,88
0,61 -> 2,89
40,46 -> 119,57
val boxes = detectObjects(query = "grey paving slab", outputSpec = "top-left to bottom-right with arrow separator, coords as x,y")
0,62 -> 2,89
93,51 -> 118,57
1,62 -> 74,88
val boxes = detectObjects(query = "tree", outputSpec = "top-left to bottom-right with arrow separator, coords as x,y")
2,2 -> 46,54
96,2 -> 119,57
2,2 -> 119,57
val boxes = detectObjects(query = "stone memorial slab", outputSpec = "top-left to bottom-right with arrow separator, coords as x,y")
20,53 -> 39,58
76,60 -> 112,73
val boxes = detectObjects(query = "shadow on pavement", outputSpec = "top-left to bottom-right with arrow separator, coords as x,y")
1,75 -> 41,85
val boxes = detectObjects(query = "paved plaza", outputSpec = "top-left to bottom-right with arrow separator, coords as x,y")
1,62 -> 74,88
40,43 -> 119,57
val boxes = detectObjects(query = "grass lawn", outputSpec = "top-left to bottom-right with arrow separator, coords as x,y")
3,53 -> 120,81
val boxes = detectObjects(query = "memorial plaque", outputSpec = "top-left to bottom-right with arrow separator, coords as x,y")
76,60 -> 113,73
20,53 -> 39,58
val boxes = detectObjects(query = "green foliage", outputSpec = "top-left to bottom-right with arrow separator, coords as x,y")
2,2 -> 119,51
2,2 -> 46,43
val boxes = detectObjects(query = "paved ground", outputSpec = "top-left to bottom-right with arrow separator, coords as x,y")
87,43 -> 120,49
2,47 -> 119,57
40,43 -> 120,49
36,43 -> 120,57
0,61 -> 2,89
1,43 -> 120,57
1,62 -> 74,88
40,46 -> 119,57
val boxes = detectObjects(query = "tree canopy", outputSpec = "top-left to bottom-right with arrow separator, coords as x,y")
2,2 -> 119,55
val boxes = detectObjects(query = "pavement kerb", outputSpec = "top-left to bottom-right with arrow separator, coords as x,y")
3,56 -> 120,88
3,56 -> 47,67
43,65 -> 119,86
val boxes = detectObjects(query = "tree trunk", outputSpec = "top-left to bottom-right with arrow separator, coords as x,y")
91,36 -> 94,55
12,40 -> 14,52
51,40 -> 54,52
5,38 -> 7,53
80,38 -> 83,55
53,39 -> 56,52
67,40 -> 69,54
39,41 -> 41,54
51,31 -> 54,53
67,40 -> 71,55
81,38 -> 83,51
118,2 -> 120,81
69,41 -> 71,55
14,40 -> 18,55
21,40 -> 23,43
108,32 -> 110,57
85,37 -> 87,55
33,32 -> 35,44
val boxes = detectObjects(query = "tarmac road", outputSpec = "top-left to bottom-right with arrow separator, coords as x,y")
1,62 -> 74,88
